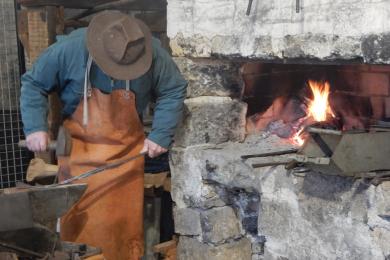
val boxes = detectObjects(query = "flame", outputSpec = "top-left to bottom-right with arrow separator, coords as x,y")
288,80 -> 335,147
291,127 -> 305,146
307,80 -> 334,122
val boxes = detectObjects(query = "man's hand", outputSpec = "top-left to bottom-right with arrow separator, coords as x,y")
26,131 -> 49,152
141,139 -> 168,158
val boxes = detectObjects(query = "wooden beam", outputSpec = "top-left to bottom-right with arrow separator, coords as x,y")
17,10 -> 29,57
135,11 -> 166,32
24,7 -> 64,163
65,10 -> 166,32
69,0 -> 166,20
17,0 -> 117,9
26,7 -> 57,64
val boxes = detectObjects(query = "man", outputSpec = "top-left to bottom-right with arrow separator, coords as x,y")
20,11 -> 187,259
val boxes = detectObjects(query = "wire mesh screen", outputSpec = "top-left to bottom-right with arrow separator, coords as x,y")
0,0 -> 32,188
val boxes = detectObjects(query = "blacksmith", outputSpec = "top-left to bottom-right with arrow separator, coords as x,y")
20,11 -> 187,259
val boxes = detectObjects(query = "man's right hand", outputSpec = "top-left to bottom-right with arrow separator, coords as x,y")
26,131 -> 49,152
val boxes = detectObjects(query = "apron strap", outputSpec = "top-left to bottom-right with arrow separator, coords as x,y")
126,80 -> 130,92
83,55 -> 93,126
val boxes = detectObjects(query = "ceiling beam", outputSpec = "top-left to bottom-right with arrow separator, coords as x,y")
17,0 -> 119,9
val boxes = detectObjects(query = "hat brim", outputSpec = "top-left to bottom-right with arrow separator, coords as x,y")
86,11 -> 153,81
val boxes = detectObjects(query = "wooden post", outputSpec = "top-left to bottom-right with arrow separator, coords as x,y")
22,6 -> 64,163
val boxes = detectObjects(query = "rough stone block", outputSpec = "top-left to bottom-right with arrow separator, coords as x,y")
173,57 -> 243,98
200,184 -> 227,209
174,96 -> 247,147
174,208 -> 202,236
201,206 -> 242,244
259,167 -> 388,260
361,33 -> 390,64
169,146 -> 228,209
169,146 -> 205,209
177,236 -> 252,260
251,255 -> 264,260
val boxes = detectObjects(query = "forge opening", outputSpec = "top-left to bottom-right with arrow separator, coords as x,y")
242,62 -> 390,144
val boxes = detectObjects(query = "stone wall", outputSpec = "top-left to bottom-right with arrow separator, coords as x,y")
168,1 -> 390,259
167,0 -> 390,64
171,130 -> 390,259
170,57 -> 390,260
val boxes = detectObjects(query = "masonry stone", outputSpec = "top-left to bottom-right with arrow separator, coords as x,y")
173,57 -> 243,98
170,146 -> 229,209
169,146 -> 205,209
174,96 -> 247,147
201,206 -> 242,244
174,208 -> 201,236
177,236 -> 252,260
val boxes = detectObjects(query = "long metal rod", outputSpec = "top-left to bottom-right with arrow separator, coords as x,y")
307,127 -> 342,135
59,152 -> 146,185
241,148 -> 298,160
252,161 -> 290,168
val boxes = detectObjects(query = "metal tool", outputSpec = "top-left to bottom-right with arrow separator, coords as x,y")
18,126 -> 72,156
251,154 -> 330,168
59,152 -> 146,185
241,148 -> 298,160
296,0 -> 300,13
246,0 -> 253,15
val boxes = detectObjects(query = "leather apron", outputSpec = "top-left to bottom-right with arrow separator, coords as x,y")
59,57 -> 145,260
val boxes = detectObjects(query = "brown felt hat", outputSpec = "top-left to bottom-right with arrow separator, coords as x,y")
87,11 -> 152,80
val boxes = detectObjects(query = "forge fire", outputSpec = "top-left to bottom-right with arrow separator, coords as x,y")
245,63 -> 389,147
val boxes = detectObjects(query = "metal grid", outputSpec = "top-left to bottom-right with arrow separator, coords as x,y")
0,0 -> 32,188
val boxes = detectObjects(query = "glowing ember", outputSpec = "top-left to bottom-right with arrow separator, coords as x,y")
307,80 -> 335,122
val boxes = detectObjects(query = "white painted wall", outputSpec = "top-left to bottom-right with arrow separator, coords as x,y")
167,0 -> 390,61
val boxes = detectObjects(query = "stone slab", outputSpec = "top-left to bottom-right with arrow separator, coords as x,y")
177,236 -> 252,260
173,57 -> 243,98
174,207 -> 202,236
167,0 -> 390,63
201,206 -> 242,244
174,96 -> 247,147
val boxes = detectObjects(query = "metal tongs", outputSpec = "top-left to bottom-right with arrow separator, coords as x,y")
241,148 -> 330,169
59,152 -> 146,185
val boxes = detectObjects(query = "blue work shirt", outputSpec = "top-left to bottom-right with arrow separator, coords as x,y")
20,28 -> 187,149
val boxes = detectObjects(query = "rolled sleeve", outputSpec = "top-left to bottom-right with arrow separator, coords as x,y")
20,47 -> 61,136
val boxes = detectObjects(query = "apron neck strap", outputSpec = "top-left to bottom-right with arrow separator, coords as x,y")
83,55 -> 93,126
125,80 -> 130,92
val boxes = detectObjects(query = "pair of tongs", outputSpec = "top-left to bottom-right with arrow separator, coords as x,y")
241,148 -> 330,169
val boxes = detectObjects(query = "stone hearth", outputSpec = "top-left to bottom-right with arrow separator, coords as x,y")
168,1 -> 390,259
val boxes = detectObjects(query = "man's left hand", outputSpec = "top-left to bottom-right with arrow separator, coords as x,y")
141,139 -> 168,158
